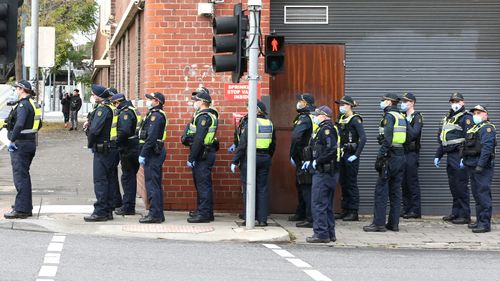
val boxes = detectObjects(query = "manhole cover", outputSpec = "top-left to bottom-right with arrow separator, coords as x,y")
122,225 -> 214,233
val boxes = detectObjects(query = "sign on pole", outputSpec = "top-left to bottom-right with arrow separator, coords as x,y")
24,26 -> 55,68
224,83 -> 261,101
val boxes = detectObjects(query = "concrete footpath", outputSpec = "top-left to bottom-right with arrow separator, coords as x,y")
0,121 -> 499,250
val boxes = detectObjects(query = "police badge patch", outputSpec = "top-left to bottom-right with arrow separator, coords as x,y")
325,129 -> 330,135
487,127 -> 492,133
97,111 -> 102,117
201,119 -> 206,126
124,115 -> 128,120
151,116 -> 156,122
466,119 -> 471,125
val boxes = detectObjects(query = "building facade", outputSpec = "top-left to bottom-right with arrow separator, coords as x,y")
93,0 -> 500,215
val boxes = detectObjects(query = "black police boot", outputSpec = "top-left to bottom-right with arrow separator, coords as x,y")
442,214 -> 457,222
296,221 -> 313,228
451,217 -> 470,224
139,215 -> 162,224
472,227 -> 491,233
468,223 -> 478,229
4,211 -> 31,219
363,224 -> 387,232
342,210 -> 359,221
114,208 -> 136,216
403,212 -> 421,219
385,224 -> 399,232
84,214 -> 108,222
335,211 -> 347,220
306,236 -> 331,243
187,215 -> 211,223
288,214 -> 305,221
256,221 -> 268,227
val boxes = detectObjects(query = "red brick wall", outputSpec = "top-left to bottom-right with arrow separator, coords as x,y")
139,0 -> 270,212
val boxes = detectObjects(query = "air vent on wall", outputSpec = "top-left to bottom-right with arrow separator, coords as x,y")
284,6 -> 328,24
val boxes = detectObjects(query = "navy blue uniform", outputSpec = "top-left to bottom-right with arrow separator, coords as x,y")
7,97 -> 37,214
232,114 -> 276,224
436,108 -> 474,220
290,106 -> 315,222
87,101 -> 119,217
309,120 -> 339,240
463,121 -> 496,230
189,108 -> 218,219
402,112 -> 423,216
116,100 -> 140,213
139,106 -> 167,221
372,106 -> 406,227
338,114 -> 366,213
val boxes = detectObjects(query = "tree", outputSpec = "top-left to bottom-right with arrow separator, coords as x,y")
15,0 -> 97,80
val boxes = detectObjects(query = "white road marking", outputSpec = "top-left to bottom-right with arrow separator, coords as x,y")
47,242 -> 64,252
37,234 -> 66,280
286,258 -> 312,268
35,279 -> 54,281
303,269 -> 332,281
43,253 -> 61,264
51,235 -> 66,243
263,244 -> 332,281
272,249 -> 295,258
38,265 -> 58,277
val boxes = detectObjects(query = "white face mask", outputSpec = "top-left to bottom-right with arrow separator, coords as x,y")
194,101 -> 200,111
380,101 -> 388,110
339,106 -> 347,114
313,116 -> 321,125
451,103 -> 462,112
296,102 -> 304,110
90,96 -> 96,105
400,102 -> 409,112
146,100 -> 153,109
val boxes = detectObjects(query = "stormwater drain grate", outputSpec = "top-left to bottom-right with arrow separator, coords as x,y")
122,225 -> 214,233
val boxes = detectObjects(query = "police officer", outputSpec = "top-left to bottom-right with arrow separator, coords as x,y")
137,92 -> 168,223
335,96 -> 366,221
289,93 -> 317,228
105,88 -> 123,210
228,113 -> 248,220
185,87 -> 219,223
302,106 -> 340,243
400,92 -> 423,219
434,93 -> 473,224
111,93 -> 141,216
364,94 -> 406,232
231,101 -> 276,226
463,105 -> 496,233
4,80 -> 41,219
84,85 -> 120,222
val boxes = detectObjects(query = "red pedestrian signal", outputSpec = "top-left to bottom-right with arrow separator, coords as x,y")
0,0 -> 20,64
265,35 -> 285,75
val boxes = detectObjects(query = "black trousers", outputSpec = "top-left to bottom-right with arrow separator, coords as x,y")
92,149 -> 119,216
10,140 -> 36,213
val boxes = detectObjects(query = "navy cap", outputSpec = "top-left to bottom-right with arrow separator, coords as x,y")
106,87 -> 118,95
401,92 -> 416,102
313,105 -> 333,117
191,87 -> 212,103
257,100 -> 267,113
470,104 -> 488,114
110,93 -> 126,102
335,95 -> 357,107
296,93 -> 315,105
382,93 -> 399,102
91,84 -> 111,98
145,92 -> 165,105
15,80 -> 32,91
449,92 -> 464,102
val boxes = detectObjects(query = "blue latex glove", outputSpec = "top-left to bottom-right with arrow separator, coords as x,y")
312,160 -> 317,170
187,161 -> 195,168
301,161 -> 310,170
230,163 -> 237,173
290,157 -> 296,167
138,156 -> 146,166
7,143 -> 17,152
347,155 -> 358,162
459,158 -> 464,169
228,144 -> 236,154
434,158 -> 440,168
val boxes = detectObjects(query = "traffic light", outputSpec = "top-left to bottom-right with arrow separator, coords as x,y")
0,0 -> 19,64
265,35 -> 285,75
212,3 -> 248,83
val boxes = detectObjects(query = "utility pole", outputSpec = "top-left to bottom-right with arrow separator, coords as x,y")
245,0 -> 261,230
30,0 -> 38,92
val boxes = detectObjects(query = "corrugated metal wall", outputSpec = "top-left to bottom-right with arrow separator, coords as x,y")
270,0 -> 500,215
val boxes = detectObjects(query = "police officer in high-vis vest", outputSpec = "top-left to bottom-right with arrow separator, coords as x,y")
4,80 -> 41,219
335,96 -> 366,221
231,101 -> 276,226
111,93 -> 140,216
228,113 -> 248,219
184,87 -> 219,223
84,85 -> 120,222
289,94 -> 316,228
138,92 -> 167,223
463,105 -> 496,233
434,93 -> 473,224
364,94 -> 406,232
301,106 -> 340,243
400,92 -> 423,219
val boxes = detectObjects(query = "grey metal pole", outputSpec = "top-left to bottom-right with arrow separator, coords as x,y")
30,0 -> 39,87
245,0 -> 262,230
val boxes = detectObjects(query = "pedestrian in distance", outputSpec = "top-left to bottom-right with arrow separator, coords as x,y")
289,93 -> 317,228
4,80 -> 42,219
400,92 -> 423,219
61,92 -> 70,128
434,93 -> 473,225
302,105 -> 340,243
335,95 -> 366,222
69,89 -> 82,131
462,105 -> 496,233
137,92 -> 168,223
231,100 -> 276,227
364,94 -> 406,232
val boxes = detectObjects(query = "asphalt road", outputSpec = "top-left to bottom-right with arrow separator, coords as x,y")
2,229 -> 500,281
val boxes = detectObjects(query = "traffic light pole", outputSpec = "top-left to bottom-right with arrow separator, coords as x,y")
245,0 -> 261,230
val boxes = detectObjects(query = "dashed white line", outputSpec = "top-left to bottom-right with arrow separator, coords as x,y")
38,265 -> 58,277
37,234 -> 66,280
51,235 -> 66,243
263,244 -> 332,281
43,253 -> 61,264
47,242 -> 64,252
